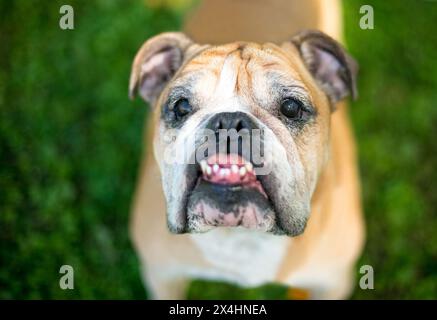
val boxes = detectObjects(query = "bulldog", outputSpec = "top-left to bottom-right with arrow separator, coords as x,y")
129,0 -> 365,299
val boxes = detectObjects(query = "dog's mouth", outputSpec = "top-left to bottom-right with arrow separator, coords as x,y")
199,154 -> 267,197
186,153 -> 277,233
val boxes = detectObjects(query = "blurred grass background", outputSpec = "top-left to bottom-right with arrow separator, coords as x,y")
0,0 -> 436,299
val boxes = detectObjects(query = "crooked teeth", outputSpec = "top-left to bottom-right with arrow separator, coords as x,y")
206,166 -> 212,176
200,159 -> 255,179
200,160 -> 212,176
245,162 -> 253,172
218,168 -> 231,177
239,166 -> 247,177
200,160 -> 208,173
219,169 -> 225,177
231,164 -> 239,174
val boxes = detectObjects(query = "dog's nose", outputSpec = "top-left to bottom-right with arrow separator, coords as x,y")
206,112 -> 258,132
204,112 -> 262,160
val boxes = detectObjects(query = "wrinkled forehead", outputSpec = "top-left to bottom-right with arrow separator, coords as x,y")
172,42 -> 310,105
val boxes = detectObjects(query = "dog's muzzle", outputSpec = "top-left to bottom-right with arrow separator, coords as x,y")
184,112 -> 277,233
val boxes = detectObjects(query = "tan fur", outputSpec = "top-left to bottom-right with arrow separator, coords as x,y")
131,0 -> 364,299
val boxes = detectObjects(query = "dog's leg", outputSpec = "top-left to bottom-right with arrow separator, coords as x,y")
314,267 -> 355,300
289,266 -> 355,300
142,265 -> 190,300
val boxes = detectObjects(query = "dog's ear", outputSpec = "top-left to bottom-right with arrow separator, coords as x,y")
129,32 -> 193,105
290,30 -> 358,105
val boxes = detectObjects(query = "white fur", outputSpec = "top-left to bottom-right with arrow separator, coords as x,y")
189,228 -> 290,287
214,54 -> 239,98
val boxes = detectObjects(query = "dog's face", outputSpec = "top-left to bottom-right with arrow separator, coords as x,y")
129,31 -> 357,236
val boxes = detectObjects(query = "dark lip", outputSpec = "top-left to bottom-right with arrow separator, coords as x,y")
183,162 -> 202,211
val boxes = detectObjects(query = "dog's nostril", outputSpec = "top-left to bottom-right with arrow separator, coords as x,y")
235,118 -> 251,132
220,119 -> 227,130
213,119 -> 225,131
235,119 -> 244,132
208,112 -> 257,133
205,112 -> 260,158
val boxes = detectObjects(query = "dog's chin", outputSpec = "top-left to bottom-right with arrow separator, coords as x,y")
186,179 -> 277,233
181,153 -> 284,234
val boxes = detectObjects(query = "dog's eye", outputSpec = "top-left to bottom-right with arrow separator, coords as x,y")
174,98 -> 192,119
280,98 -> 305,119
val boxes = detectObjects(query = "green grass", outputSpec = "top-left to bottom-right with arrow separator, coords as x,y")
0,0 -> 436,299
344,0 -> 437,299
0,0 -> 182,299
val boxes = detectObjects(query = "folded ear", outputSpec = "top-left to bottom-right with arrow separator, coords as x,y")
290,30 -> 358,105
129,32 -> 193,105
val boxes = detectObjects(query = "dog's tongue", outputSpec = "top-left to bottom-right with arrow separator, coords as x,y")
199,154 -> 266,197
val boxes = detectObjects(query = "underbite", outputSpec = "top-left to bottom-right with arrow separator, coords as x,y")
198,153 -> 267,198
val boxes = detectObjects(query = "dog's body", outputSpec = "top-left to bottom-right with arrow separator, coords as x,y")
130,0 -> 364,299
